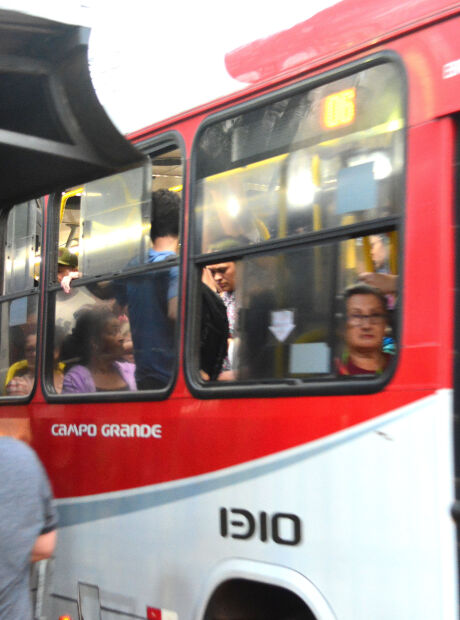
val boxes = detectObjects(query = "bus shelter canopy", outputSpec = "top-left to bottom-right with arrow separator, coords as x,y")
0,10 -> 144,209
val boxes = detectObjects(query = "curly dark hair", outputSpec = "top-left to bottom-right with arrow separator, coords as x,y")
60,306 -> 117,367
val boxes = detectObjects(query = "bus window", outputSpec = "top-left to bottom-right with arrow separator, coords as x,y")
194,62 -> 404,255
1,200 -> 42,398
47,145 -> 184,396
189,60 -> 403,392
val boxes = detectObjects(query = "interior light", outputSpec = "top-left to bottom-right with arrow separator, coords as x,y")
387,118 -> 403,132
371,152 -> 392,180
286,151 -> 316,208
226,196 -> 241,218
348,151 -> 392,180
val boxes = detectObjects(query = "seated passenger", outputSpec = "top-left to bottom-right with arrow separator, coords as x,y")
336,283 -> 393,376
61,307 -> 136,393
4,333 -> 36,396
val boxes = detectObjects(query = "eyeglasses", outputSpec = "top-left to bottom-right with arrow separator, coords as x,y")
347,313 -> 386,326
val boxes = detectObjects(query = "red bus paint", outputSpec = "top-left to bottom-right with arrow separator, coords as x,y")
1,2 -> 459,619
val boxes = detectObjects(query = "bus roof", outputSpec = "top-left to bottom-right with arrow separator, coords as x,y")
130,0 -> 460,141
226,0 -> 460,85
0,10 -> 144,209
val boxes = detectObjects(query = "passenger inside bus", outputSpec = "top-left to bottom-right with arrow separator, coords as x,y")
358,234 -> 398,298
61,307 -> 136,393
207,260 -> 236,380
199,267 -> 229,381
207,237 -> 247,381
60,189 -> 180,391
110,189 -> 179,389
335,283 -> 393,376
57,247 -> 78,283
5,332 -> 36,396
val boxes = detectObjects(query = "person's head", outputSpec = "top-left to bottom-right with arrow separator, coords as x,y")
206,236 -> 249,294
369,234 -> 388,270
343,283 -> 388,355
150,189 -> 180,242
207,262 -> 236,293
57,248 -> 78,281
69,307 -> 124,366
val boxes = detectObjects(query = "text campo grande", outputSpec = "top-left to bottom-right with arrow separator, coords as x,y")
51,423 -> 162,438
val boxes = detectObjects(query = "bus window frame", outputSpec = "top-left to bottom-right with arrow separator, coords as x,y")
42,131 -> 186,403
185,51 -> 406,399
0,199 -> 44,404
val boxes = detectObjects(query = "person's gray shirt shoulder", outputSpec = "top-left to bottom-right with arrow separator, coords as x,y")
0,437 -> 57,619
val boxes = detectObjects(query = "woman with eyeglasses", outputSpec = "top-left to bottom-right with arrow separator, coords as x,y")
336,283 -> 393,376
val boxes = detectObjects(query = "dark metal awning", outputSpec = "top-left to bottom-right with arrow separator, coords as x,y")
0,10 -> 145,208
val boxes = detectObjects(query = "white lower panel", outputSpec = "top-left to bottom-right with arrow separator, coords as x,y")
53,390 -> 458,620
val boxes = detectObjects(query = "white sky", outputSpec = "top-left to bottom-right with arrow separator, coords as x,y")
0,0 -> 338,134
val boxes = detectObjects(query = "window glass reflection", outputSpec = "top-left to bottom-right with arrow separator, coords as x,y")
1,296 -> 38,396
4,200 -> 41,293
194,63 -> 404,255
203,244 -> 336,382
197,229 -> 398,384
51,147 -> 184,396
53,259 -> 179,394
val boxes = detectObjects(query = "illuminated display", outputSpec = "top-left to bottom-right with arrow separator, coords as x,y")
322,88 -> 356,129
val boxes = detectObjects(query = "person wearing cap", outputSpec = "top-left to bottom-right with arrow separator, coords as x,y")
57,248 -> 78,283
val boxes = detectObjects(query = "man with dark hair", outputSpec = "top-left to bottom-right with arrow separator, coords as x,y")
336,283 -> 392,376
150,189 -> 180,240
0,435 -> 57,619
114,189 -> 180,389
207,237 -> 245,380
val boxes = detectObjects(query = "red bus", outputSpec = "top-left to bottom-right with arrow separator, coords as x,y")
1,1 -> 460,619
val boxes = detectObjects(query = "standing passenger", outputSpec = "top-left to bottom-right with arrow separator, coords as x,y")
200,268 -> 229,381
207,259 -> 237,380
114,190 -> 179,389
206,236 -> 250,381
